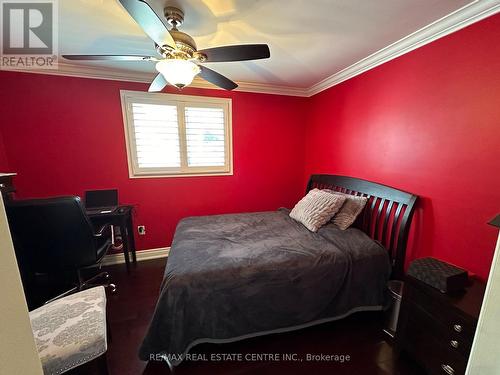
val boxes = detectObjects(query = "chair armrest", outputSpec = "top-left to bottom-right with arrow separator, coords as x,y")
94,223 -> 112,238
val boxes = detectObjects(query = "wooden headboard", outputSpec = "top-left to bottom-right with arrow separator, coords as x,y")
307,174 -> 418,280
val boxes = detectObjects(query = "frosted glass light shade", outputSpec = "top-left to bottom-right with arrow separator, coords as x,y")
155,59 -> 201,89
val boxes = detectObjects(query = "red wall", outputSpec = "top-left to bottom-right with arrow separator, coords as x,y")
0,131 -> 9,171
1,14 -> 499,280
305,14 -> 500,280
0,71 -> 307,250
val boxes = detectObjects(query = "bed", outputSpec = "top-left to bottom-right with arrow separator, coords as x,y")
139,174 -> 418,366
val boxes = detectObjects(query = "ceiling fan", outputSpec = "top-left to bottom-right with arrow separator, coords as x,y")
63,0 -> 270,92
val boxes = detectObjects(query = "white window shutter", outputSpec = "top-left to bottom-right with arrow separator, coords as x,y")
185,106 -> 226,167
121,91 -> 232,177
131,103 -> 181,168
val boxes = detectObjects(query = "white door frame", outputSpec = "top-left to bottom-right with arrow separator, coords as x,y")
0,194 -> 43,374
466,223 -> 500,375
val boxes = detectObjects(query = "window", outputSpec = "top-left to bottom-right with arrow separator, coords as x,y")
121,90 -> 232,177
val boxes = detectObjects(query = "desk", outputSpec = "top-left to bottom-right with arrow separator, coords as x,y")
0,173 -> 16,200
87,205 -> 136,269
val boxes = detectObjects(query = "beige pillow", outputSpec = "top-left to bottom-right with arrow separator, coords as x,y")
290,189 -> 346,232
326,191 -> 368,230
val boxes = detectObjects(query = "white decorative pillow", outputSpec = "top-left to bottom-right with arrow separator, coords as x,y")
290,189 -> 346,232
327,191 -> 368,230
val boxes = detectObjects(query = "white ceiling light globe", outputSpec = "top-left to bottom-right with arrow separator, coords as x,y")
155,59 -> 201,89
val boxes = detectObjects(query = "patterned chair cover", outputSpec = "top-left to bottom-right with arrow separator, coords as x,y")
29,286 -> 107,375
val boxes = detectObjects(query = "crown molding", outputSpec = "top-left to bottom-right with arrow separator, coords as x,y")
9,62 -> 310,97
307,0 -> 500,96
190,76 -> 309,97
7,0 -> 499,98
10,61 -> 154,83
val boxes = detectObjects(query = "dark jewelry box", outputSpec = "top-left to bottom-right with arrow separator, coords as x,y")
407,257 -> 468,293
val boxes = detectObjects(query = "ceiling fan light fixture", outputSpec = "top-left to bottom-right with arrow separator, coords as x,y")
155,59 -> 200,89
64,1 -> 269,92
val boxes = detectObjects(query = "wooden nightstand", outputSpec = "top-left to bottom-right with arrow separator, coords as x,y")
395,275 -> 485,375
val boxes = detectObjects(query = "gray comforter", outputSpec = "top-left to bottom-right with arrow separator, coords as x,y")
139,209 -> 391,365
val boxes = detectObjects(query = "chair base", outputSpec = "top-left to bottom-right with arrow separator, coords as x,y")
44,270 -> 116,305
79,270 -> 117,293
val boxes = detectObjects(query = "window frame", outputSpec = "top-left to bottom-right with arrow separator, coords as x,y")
120,90 -> 233,178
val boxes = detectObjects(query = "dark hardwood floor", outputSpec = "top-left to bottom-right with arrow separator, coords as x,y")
103,259 -> 425,375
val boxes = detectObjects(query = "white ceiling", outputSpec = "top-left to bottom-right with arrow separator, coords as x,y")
60,0 -> 474,89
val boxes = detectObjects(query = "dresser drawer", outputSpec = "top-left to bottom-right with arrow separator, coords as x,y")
397,276 -> 484,375
404,306 -> 467,375
404,297 -> 473,358
405,281 -> 476,343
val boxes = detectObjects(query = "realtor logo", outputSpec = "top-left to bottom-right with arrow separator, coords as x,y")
1,0 -> 58,69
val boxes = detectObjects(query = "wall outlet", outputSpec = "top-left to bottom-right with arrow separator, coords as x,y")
137,225 -> 146,235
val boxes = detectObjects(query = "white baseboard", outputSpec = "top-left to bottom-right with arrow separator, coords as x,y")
102,247 -> 170,266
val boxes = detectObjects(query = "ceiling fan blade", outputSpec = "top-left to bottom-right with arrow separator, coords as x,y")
148,73 -> 168,92
63,55 -> 154,61
198,65 -> 237,90
198,44 -> 270,62
118,0 -> 176,48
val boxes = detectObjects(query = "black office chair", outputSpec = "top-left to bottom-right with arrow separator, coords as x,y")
6,196 -> 116,308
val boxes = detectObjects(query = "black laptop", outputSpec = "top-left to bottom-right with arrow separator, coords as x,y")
85,189 -> 118,214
